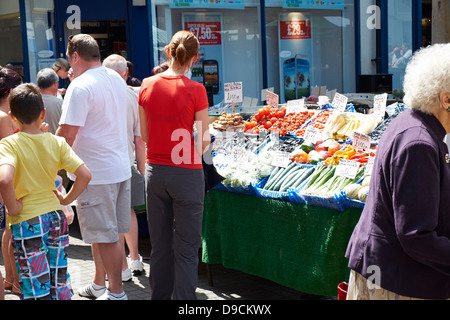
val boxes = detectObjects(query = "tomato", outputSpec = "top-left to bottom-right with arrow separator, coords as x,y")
254,113 -> 263,121
276,110 -> 285,118
264,121 -> 273,129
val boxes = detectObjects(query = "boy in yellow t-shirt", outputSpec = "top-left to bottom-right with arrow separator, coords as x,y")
0,83 -> 91,300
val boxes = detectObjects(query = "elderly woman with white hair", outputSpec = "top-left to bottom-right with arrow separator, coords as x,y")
345,43 -> 450,300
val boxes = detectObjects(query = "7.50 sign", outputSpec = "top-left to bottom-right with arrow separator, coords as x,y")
184,22 -> 222,45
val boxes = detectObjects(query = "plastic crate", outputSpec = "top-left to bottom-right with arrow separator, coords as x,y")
296,191 -> 350,212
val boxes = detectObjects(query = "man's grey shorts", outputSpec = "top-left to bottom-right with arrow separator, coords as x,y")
76,180 -> 131,244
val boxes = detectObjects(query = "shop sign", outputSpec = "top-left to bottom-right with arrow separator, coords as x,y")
171,0 -> 244,9
184,22 -> 222,46
279,21 -> 311,40
282,0 -> 344,10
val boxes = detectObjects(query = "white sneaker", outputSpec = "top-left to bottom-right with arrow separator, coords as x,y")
97,289 -> 128,300
77,282 -> 106,299
129,256 -> 144,275
122,268 -> 132,282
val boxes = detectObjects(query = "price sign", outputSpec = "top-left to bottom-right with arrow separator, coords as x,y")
352,132 -> 371,152
364,156 -> 375,177
304,126 -> 321,143
266,90 -> 279,109
332,92 -> 348,112
184,22 -> 222,45
224,82 -> 243,103
279,21 -> 312,40
336,159 -> 360,180
271,151 -> 291,168
373,93 -> 387,118
232,147 -> 249,163
286,99 -> 306,114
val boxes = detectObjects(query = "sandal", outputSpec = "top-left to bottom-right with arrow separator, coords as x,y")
4,280 -> 21,296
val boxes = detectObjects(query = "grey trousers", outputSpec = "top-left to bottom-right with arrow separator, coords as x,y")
145,163 -> 205,300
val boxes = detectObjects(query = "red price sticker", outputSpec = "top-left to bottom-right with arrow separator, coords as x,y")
184,22 -> 222,45
280,21 -> 311,40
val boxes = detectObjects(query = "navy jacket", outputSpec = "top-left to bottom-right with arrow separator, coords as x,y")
346,109 -> 450,299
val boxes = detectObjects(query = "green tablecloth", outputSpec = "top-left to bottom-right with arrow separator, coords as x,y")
201,190 -> 362,297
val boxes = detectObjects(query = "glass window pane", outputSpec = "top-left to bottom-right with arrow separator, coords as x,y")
265,4 -> 348,103
153,2 -> 262,106
388,0 -> 413,90
23,0 -> 56,83
0,1 -> 23,78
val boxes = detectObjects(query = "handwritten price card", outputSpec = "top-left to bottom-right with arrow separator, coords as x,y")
373,93 -> 387,119
266,91 -> 279,109
224,82 -> 243,103
352,132 -> 371,152
332,92 -> 348,112
336,159 -> 360,180
286,99 -> 305,114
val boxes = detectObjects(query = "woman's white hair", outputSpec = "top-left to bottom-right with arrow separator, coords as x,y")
403,43 -> 450,114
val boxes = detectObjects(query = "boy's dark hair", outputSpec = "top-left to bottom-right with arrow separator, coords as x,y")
9,83 -> 44,125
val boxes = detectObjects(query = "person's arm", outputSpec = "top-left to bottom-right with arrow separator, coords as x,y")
54,164 -> 91,206
194,107 -> 210,155
134,135 -> 146,175
0,164 -> 22,216
56,124 -> 80,147
139,106 -> 149,144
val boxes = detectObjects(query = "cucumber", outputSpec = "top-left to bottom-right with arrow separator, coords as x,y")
264,166 -> 287,190
280,168 -> 308,192
272,166 -> 302,191
270,164 -> 300,191
265,162 -> 296,190
264,166 -> 281,188
292,167 -> 315,189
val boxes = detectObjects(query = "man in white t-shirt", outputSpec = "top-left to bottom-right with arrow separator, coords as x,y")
103,54 -> 146,281
56,34 -> 131,301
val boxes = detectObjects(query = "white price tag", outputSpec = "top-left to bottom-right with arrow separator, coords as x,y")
271,152 -> 291,168
352,132 -> 371,152
336,159 -> 360,180
374,93 -> 387,118
332,92 -> 348,112
304,126 -> 320,143
224,82 -> 243,103
364,156 -> 375,177
232,148 -> 249,163
286,99 -> 306,114
266,91 -> 279,109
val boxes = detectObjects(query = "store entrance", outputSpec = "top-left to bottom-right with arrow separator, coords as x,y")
79,20 -> 127,60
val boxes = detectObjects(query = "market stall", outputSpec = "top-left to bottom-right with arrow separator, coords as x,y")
203,93 -> 407,296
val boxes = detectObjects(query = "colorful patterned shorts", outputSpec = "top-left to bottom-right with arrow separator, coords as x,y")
11,210 -> 73,300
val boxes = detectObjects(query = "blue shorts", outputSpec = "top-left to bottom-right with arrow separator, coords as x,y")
11,210 -> 73,300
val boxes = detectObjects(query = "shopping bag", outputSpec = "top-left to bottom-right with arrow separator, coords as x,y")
0,199 -> 5,230
337,282 -> 348,300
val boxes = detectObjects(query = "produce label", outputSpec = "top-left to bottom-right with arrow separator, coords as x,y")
373,93 -> 387,119
331,92 -> 348,112
364,156 -> 375,177
232,147 -> 249,163
352,132 -> 371,152
271,151 -> 291,168
266,90 -> 279,109
286,99 -> 306,114
224,82 -> 243,103
184,22 -> 222,45
336,159 -> 360,180
304,126 -> 321,143
280,21 -> 311,40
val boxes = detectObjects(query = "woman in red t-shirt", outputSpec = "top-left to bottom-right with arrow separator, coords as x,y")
138,30 -> 210,300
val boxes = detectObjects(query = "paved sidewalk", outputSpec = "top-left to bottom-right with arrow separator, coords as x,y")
1,215 -> 332,301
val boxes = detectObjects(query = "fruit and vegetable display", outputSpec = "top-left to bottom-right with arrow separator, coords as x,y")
210,99 -> 408,211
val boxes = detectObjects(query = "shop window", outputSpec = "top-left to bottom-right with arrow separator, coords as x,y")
265,0 -> 355,103
0,0 -> 23,78
21,0 -> 56,83
152,1 -> 262,106
387,0 -> 413,91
